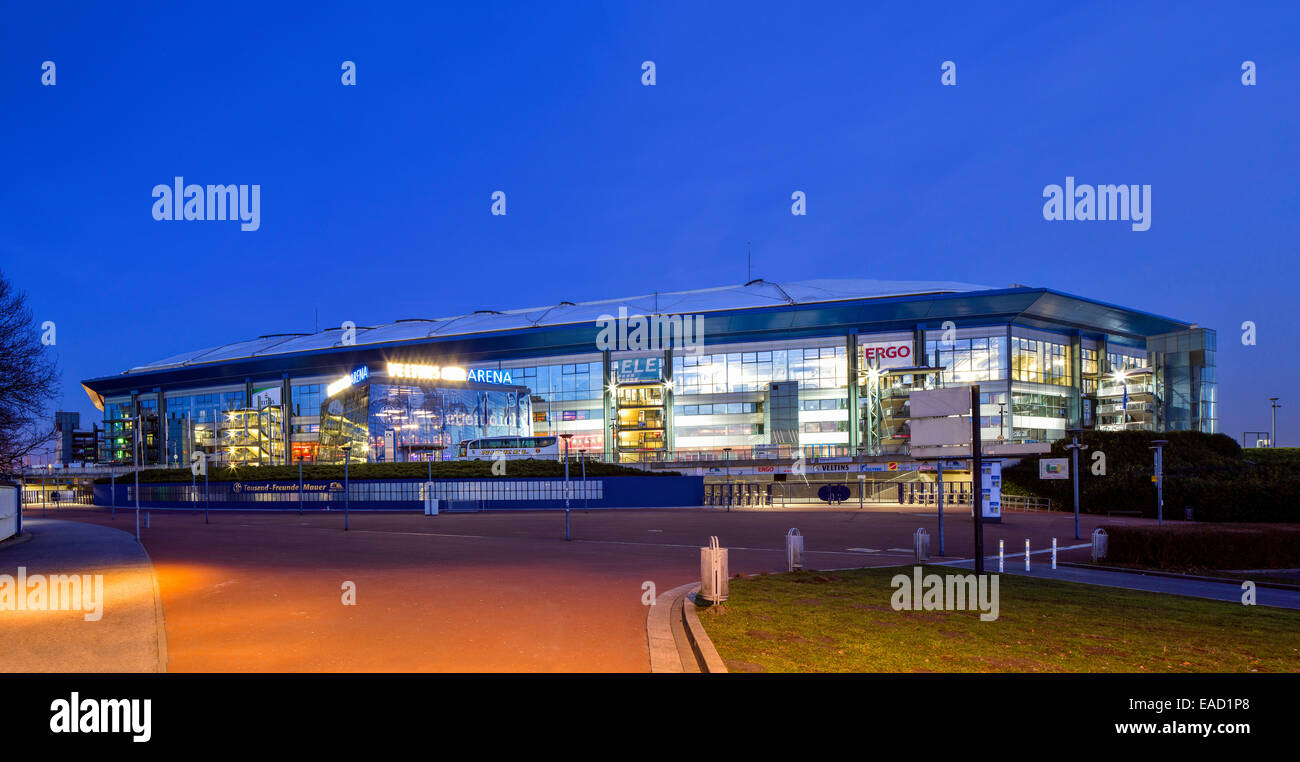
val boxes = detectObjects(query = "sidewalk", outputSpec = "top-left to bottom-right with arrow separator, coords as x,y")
940,556 -> 1300,610
0,518 -> 167,672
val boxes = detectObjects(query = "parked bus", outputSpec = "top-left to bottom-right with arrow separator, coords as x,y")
457,436 -> 562,461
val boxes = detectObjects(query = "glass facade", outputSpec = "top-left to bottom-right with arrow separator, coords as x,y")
318,380 -> 532,464
95,317 -> 1217,466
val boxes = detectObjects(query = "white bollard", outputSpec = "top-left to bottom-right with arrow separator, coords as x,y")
998,539 -> 1004,572
1052,538 -> 1057,569
1025,539 -> 1031,570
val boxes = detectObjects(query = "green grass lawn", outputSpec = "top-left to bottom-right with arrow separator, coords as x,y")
695,567 -> 1300,673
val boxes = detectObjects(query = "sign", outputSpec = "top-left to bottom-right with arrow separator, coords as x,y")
231,481 -> 344,494
817,484 -> 851,503
974,461 -> 1001,520
909,387 -> 972,418
1039,458 -> 1069,480
387,362 -> 510,384
614,357 -> 662,383
252,384 -> 281,408
859,339 -> 914,370
327,365 -> 370,397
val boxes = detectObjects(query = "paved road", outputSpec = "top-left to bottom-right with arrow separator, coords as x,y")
39,505 -> 1122,671
0,519 -> 166,672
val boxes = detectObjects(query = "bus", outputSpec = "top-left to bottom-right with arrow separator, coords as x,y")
457,436 -> 562,461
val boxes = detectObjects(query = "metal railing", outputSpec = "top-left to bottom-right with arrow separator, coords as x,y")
1001,494 -> 1053,512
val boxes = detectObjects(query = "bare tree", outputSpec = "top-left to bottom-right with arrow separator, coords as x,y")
0,268 -> 59,475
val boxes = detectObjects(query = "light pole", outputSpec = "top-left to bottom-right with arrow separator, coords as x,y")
1149,439 -> 1168,526
579,448 -> 588,513
1269,397 -> 1281,448
134,414 -> 141,542
997,402 -> 1007,441
856,446 -> 865,509
1064,429 -> 1087,540
341,442 -> 352,531
560,434 -> 573,540
723,447 -> 732,512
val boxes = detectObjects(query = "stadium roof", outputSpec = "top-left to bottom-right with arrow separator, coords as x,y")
120,278 -> 994,375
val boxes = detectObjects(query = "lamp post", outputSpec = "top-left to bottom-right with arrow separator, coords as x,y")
1064,429 -> 1088,540
579,448 -> 589,513
1269,397 -> 1281,448
134,414 -> 141,542
341,442 -> 352,531
856,446 -> 865,509
997,401 -> 1007,441
723,447 -> 732,512
560,434 -> 573,540
1149,439 -> 1168,526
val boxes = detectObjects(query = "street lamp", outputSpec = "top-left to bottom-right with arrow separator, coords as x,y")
1269,397 -> 1281,448
1064,429 -> 1088,540
722,447 -> 732,513
997,401 -> 1007,441
856,446 -> 865,510
340,442 -> 352,531
560,434 -> 574,540
1149,439 -> 1168,526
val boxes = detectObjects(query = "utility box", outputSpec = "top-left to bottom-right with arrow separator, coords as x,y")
913,528 -> 930,562
422,482 -> 439,516
700,536 -> 729,603
786,528 -> 804,571
1091,528 -> 1108,561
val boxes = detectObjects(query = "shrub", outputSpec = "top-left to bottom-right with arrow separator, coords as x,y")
1103,523 -> 1300,570
1001,431 -> 1299,522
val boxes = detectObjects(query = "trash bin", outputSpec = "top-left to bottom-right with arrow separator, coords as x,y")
786,528 -> 804,571
700,536 -> 729,603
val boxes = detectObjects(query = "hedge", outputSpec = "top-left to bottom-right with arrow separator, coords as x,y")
94,459 -> 677,484
1102,523 -> 1300,570
1002,431 -> 1300,523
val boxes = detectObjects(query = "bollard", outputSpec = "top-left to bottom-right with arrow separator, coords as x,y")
1091,528 -> 1108,561
998,539 -> 1004,572
1051,537 -> 1057,570
1024,539 -> 1030,571
144,512 -> 150,529
700,536 -> 729,603
786,528 -> 804,571
913,528 -> 930,562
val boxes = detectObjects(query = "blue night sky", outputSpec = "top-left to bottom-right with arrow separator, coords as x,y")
1,2 -> 1296,444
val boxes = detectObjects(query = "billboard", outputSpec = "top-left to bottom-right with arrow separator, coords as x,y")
1039,458 -> 1069,480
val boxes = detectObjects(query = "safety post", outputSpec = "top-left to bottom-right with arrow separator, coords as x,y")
1024,539 -> 1030,571
998,539 -> 1004,572
1051,538 -> 1057,569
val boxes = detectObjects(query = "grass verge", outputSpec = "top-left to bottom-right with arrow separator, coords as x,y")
694,566 -> 1300,673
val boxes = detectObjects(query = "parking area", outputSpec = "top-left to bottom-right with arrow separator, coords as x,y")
29,505 -> 1129,672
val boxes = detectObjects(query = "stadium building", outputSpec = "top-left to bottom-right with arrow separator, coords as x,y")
80,279 -> 1216,468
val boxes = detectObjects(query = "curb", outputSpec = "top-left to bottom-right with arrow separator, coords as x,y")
136,542 -> 170,673
682,590 -> 729,673
646,582 -> 696,673
0,531 -> 35,550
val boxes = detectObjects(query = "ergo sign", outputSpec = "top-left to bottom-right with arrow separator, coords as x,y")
860,340 -> 913,370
